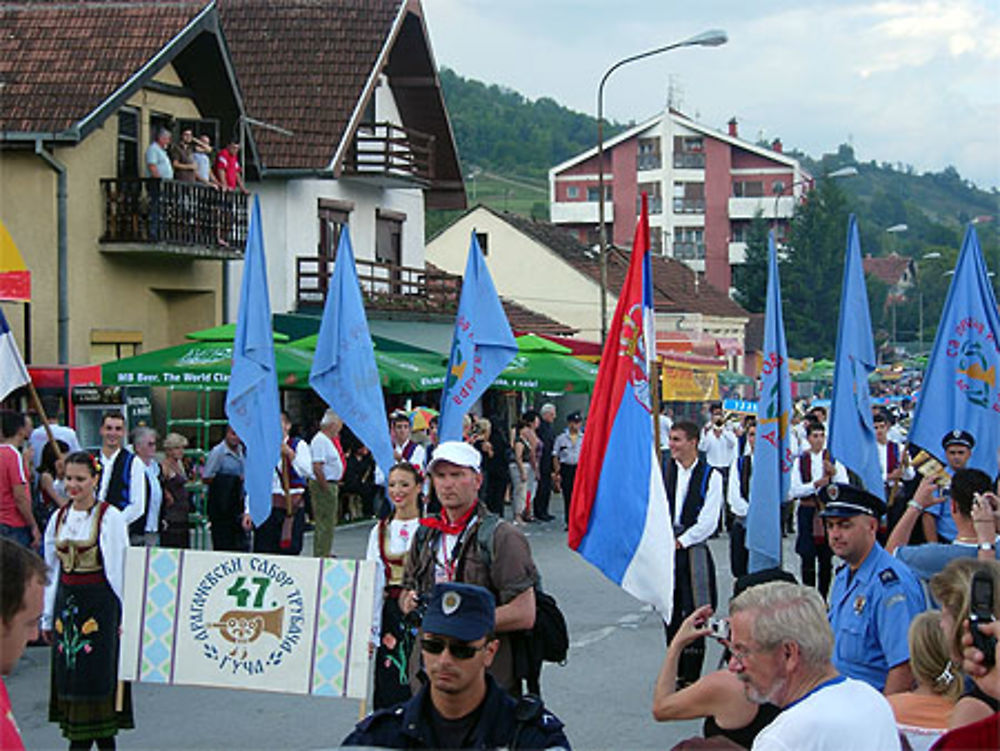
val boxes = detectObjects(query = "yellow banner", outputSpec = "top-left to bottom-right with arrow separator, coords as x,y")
661,359 -> 721,402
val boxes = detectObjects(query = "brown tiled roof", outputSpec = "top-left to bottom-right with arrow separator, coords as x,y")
862,253 -> 913,286
484,207 -> 749,320
217,0 -> 400,170
501,298 -> 577,337
0,1 -> 208,134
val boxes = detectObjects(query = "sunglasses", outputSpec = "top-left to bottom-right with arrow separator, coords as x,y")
420,636 -> 488,660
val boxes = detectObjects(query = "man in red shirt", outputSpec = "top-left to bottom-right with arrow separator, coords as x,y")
1,538 -> 48,751
0,411 -> 36,550
213,139 -> 249,193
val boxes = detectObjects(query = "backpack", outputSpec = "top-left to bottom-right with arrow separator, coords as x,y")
474,515 -> 569,695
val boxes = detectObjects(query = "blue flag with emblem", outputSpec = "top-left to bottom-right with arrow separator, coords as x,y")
309,226 -> 395,479
829,215 -> 884,498
225,195 -> 282,526
438,232 -> 518,442
909,225 -> 1000,477
747,232 -> 793,572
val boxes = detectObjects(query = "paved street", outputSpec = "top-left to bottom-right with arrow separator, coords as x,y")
9,512 -> 799,750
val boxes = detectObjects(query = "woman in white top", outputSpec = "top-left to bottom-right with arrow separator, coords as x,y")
365,462 -> 423,709
41,451 -> 132,749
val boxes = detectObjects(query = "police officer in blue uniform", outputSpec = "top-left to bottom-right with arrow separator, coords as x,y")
342,582 -> 570,750
822,483 -> 926,694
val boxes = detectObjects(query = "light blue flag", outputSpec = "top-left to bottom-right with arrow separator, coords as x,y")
438,232 -> 518,442
910,225 -> 1000,478
309,227 -> 395,478
748,233 -> 793,572
225,195 -> 282,526
829,215 -> 884,498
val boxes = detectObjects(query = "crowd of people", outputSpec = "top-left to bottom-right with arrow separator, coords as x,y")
1,392 -> 999,750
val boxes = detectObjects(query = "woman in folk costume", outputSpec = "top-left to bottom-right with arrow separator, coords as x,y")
42,451 -> 132,750
365,462 -> 423,708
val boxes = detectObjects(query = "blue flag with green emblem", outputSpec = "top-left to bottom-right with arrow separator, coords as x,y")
438,232 -> 518,442
910,225 -> 1000,477
747,232 -> 793,572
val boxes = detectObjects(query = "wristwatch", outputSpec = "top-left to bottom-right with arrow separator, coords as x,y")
979,542 -> 995,551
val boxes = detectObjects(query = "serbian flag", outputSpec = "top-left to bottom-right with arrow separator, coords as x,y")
569,194 -> 674,620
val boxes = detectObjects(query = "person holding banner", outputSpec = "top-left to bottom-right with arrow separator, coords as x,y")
366,462 -> 424,709
42,451 -> 133,749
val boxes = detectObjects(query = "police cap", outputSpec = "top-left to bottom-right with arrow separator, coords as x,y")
941,430 -> 975,451
422,582 -> 495,642
818,483 -> 886,519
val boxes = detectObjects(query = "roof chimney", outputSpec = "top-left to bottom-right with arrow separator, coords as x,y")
772,137 -> 783,153
728,117 -> 738,137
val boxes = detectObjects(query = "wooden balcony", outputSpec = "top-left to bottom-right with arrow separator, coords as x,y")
341,122 -> 435,187
99,178 -> 247,260
296,255 -> 459,313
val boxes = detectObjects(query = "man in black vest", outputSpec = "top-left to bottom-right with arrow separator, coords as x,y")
96,410 -> 147,544
661,420 -> 723,688
726,418 -> 756,579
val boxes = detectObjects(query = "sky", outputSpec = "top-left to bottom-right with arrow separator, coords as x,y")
422,0 -> 1000,190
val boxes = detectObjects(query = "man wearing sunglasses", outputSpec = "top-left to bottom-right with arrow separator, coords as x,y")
344,582 -> 570,749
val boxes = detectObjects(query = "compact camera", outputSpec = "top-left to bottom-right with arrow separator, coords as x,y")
970,570 -> 997,670
707,616 -> 730,641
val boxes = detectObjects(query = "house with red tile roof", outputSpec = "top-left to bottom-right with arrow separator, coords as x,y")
0,0 -> 248,364
426,205 -> 750,369
862,253 -> 916,299
216,0 -> 465,320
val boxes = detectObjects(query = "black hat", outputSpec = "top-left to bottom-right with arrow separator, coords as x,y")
818,483 -> 886,519
942,430 -> 975,450
567,411 -> 582,422
422,583 -> 495,642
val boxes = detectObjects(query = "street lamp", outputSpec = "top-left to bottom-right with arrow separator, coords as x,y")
596,29 -> 728,344
917,251 -> 941,353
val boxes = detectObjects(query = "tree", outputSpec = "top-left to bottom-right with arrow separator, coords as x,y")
732,212 -> 769,313
781,179 -> 853,358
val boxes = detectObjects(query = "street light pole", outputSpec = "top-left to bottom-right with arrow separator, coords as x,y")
596,29 -> 727,345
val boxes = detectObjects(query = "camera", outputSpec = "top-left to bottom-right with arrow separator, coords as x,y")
707,616 -> 730,641
970,570 -> 997,670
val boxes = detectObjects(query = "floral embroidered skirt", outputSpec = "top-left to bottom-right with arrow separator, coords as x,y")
373,594 -> 416,709
49,576 -> 134,741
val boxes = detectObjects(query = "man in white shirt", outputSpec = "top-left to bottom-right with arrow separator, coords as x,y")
726,419 -> 756,578
28,402 -> 80,469
254,412 -> 313,556
132,426 -> 162,547
309,409 -> 345,558
96,411 -> 147,541
788,422 -> 847,598
390,411 -> 425,472
661,421 -> 724,687
728,581 -> 900,751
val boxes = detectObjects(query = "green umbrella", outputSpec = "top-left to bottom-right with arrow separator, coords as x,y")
515,333 -> 573,354
494,352 -> 598,393
102,340 -> 311,389
185,323 -> 289,343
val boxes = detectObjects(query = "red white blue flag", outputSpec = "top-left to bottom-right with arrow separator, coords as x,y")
569,195 -> 674,619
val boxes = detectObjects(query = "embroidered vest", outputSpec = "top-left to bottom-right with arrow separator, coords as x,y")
54,503 -> 110,574
378,519 -> 408,587
283,437 -> 307,490
102,450 -> 134,511
798,449 -> 830,484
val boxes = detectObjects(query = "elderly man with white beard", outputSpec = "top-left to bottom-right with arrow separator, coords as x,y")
726,581 -> 901,751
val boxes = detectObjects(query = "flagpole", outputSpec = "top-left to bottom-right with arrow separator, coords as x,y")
26,381 -> 64,462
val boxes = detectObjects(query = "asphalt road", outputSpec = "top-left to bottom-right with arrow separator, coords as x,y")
9,511 -> 800,750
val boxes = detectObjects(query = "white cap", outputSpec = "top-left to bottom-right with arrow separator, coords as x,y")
427,441 -> 482,473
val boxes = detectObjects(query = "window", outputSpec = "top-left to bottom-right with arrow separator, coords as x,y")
117,108 -> 140,179
475,232 -> 489,256
317,199 -> 353,259
673,136 -> 705,168
672,182 -> 705,214
637,138 -> 662,170
733,181 -> 765,198
375,209 -> 405,267
90,330 -> 142,363
649,228 -> 663,254
771,180 -> 786,195
637,182 -> 662,214
673,228 -> 705,260
731,223 -> 750,243
566,186 -> 579,199
587,185 -> 612,202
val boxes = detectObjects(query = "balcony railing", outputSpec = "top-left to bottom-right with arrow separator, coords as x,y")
673,242 -> 706,260
100,178 -> 247,257
672,197 -> 705,214
637,196 -> 663,215
296,255 -> 460,313
342,122 -> 435,185
637,153 -> 662,171
673,152 -> 705,169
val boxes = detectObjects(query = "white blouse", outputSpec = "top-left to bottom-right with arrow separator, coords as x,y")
42,503 -> 129,629
365,517 -> 421,645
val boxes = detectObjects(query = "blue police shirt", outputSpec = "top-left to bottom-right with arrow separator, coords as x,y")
829,542 -> 926,691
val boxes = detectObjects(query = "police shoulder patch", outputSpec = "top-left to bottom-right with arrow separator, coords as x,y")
879,568 -> 899,584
